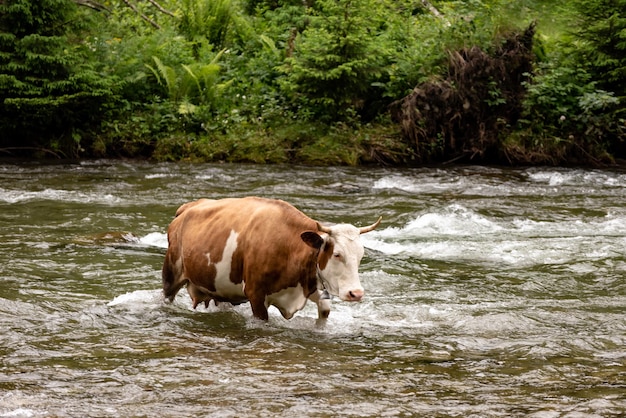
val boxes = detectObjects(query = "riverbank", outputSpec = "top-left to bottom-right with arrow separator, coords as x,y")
82,116 -> 623,168
4,119 -> 626,168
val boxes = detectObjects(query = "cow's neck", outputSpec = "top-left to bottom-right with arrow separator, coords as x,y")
316,265 -> 330,294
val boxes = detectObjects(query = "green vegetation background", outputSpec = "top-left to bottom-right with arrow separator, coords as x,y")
1,0 -> 625,166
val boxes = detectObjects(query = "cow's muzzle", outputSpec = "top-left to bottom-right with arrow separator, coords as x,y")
345,289 -> 364,302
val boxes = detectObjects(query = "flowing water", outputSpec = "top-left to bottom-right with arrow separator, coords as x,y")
0,161 -> 625,417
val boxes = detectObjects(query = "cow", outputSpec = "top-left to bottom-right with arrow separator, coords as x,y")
162,197 -> 381,321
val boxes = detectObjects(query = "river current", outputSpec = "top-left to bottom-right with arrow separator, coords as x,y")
0,161 -> 625,417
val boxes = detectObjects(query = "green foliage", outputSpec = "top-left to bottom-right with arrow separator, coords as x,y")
2,0 -> 624,165
573,0 -> 626,98
145,51 -> 227,105
151,119 -> 405,165
511,57 -> 621,164
369,0 -> 523,108
152,126 -> 292,163
144,48 -> 231,129
94,26 -> 195,103
392,24 -> 536,164
280,0 -> 388,122
505,0 -> 626,164
242,0 -> 304,15
0,0 -> 117,156
179,0 -> 235,50
96,100 -> 178,157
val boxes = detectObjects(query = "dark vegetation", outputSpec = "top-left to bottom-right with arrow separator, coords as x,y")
391,24 -> 536,164
0,0 -> 625,166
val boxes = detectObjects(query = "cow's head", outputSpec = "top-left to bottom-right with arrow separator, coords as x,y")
301,217 -> 381,302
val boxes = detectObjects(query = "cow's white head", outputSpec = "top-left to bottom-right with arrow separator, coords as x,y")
301,217 -> 381,302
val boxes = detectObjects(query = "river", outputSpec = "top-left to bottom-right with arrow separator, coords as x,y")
0,161 -> 625,417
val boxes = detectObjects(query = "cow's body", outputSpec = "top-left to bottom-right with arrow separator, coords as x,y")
162,197 -> 380,320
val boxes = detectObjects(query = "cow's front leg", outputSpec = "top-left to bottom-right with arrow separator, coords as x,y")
248,293 -> 269,320
309,290 -> 331,324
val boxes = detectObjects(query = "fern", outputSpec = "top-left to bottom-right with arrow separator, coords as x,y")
179,0 -> 235,50
146,49 -> 229,110
146,56 -> 179,101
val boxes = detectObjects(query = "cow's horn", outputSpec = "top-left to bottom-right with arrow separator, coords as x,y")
359,216 -> 382,234
316,222 -> 333,235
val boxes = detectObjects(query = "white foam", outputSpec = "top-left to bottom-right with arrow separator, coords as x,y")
373,169 -> 626,199
406,204 -> 503,236
144,173 -> 172,179
138,232 -> 168,249
362,205 -> 626,266
107,289 -> 162,307
373,174 -> 461,194
0,188 -> 121,204
364,205 -> 503,244
526,171 -> 570,186
526,169 -> 626,188
0,409 -> 36,418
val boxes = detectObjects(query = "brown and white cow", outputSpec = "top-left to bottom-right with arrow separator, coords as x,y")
162,197 -> 381,321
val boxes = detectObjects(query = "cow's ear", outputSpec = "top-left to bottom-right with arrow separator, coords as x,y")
301,231 -> 324,249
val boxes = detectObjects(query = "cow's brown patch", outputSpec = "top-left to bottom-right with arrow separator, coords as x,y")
317,239 -> 334,270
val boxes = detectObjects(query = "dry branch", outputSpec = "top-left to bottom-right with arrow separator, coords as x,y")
73,0 -> 110,12
145,0 -> 175,18
122,0 -> 160,29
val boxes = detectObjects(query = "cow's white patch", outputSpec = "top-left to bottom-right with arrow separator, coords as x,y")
265,284 -> 307,320
206,230 -> 245,299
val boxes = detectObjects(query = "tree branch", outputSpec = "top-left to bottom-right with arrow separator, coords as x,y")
73,0 -> 111,12
122,0 -> 161,29
421,0 -> 450,26
144,0 -> 176,18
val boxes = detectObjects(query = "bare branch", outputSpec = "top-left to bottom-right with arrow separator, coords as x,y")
144,0 -> 176,18
73,0 -> 111,12
122,0 -> 161,29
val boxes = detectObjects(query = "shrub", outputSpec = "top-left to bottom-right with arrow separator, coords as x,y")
280,0 -> 388,123
509,59 -> 621,165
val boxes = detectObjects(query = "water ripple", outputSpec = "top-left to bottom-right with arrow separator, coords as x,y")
0,162 -> 625,416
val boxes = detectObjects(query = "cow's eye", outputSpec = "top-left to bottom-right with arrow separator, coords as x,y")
333,253 -> 342,259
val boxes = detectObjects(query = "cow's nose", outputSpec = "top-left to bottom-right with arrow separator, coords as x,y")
347,289 -> 364,301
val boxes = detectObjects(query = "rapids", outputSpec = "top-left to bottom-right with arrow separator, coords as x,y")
0,161 -> 625,417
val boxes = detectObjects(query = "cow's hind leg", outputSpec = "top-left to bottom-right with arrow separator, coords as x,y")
162,255 -> 187,303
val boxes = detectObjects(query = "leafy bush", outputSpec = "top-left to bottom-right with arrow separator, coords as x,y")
3,0 -> 623,165
510,59 -> 621,164
391,24 -> 536,163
